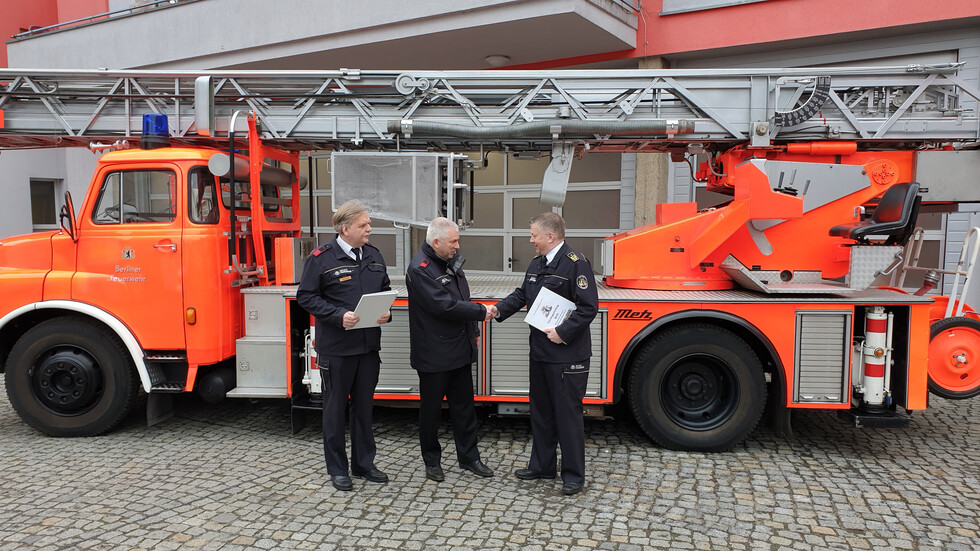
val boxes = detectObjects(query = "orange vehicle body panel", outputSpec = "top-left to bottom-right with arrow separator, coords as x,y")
58,147 -> 243,372
0,232 -> 55,317
607,150 -> 915,290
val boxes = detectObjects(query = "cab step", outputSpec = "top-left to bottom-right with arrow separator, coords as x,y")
145,352 -> 188,393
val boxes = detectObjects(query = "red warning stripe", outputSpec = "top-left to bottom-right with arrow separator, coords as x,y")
864,362 -> 885,377
866,318 -> 888,333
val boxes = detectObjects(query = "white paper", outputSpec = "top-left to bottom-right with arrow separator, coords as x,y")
348,290 -> 397,329
524,286 -> 576,331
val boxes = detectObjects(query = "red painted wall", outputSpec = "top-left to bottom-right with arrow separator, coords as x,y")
641,0 -> 980,57
1,0 -> 107,67
508,0 -> 980,69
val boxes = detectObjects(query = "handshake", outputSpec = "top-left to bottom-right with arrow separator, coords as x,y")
483,303 -> 499,323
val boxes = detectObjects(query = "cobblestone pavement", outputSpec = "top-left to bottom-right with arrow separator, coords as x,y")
0,380 -> 978,551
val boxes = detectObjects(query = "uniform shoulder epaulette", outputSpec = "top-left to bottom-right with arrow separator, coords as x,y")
364,242 -> 380,251
566,251 -> 580,262
420,258 -> 430,268
311,243 -> 331,257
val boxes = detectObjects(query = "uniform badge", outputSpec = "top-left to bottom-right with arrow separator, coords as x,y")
339,276 -> 352,282
577,275 -> 589,289
566,251 -> 579,262
421,259 -> 429,268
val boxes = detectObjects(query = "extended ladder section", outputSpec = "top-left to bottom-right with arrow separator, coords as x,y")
0,65 -> 977,152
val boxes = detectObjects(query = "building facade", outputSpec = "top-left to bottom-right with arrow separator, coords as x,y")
2,0 -> 979,294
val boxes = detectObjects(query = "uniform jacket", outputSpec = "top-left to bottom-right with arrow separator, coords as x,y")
495,242 -> 599,363
406,242 -> 487,373
296,237 -> 391,357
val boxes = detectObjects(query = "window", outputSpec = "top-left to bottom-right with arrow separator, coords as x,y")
30,179 -> 59,231
661,0 -> 768,15
92,170 -> 177,224
188,167 -> 219,224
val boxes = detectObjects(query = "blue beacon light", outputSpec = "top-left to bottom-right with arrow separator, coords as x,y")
141,113 -> 171,149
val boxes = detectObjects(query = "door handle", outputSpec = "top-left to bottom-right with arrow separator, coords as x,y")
154,243 -> 177,252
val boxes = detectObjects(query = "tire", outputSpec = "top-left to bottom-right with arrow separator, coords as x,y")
4,317 -> 137,436
927,317 -> 980,399
628,324 -> 766,452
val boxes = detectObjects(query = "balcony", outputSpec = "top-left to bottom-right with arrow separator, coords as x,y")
7,0 -> 638,70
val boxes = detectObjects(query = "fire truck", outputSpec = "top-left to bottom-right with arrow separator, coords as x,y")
0,66 -> 978,451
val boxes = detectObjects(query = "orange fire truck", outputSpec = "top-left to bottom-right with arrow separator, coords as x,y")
0,66 -> 978,451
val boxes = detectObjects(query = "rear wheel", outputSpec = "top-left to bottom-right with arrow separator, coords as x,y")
927,317 -> 980,399
4,317 -> 137,436
628,324 -> 766,451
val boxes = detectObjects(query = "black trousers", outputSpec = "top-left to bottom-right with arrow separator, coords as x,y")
418,364 -> 481,467
320,352 -> 380,476
527,359 -> 589,485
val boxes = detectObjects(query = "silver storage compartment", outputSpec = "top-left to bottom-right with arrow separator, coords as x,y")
377,306 -> 418,394
793,310 -> 851,404
243,287 -> 289,338
376,305 -> 480,394
487,310 -> 605,398
229,336 -> 288,398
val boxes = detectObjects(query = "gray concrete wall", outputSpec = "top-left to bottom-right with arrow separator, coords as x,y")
0,149 -> 100,239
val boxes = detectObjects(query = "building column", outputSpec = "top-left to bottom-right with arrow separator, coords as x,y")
634,56 -> 670,228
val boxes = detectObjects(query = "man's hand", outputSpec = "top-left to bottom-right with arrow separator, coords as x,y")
544,327 -> 564,344
486,304 -> 499,321
376,311 -> 391,324
342,311 -> 360,329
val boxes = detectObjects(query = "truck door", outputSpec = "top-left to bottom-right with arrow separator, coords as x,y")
73,166 -> 185,350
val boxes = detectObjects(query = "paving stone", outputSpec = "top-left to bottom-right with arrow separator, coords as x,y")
1,383 -> 979,549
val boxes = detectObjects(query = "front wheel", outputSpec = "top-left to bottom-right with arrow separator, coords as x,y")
4,317 -> 137,436
927,317 -> 980,399
628,324 -> 766,452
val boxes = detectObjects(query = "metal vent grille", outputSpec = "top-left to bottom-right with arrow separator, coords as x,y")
377,306 -> 419,394
331,152 -> 443,226
377,306 -> 479,394
793,310 -> 851,404
487,310 -> 605,398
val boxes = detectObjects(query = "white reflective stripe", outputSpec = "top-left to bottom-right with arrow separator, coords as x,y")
0,300 -> 152,392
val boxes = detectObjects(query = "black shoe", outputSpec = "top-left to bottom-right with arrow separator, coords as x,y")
352,468 -> 389,483
425,465 -> 445,482
459,459 -> 494,478
514,468 -> 556,481
562,482 -> 584,496
331,475 -> 353,492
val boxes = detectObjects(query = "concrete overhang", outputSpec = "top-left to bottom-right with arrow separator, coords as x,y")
7,0 -> 638,70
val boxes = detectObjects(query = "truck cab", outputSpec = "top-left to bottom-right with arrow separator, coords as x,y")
0,125 -> 299,435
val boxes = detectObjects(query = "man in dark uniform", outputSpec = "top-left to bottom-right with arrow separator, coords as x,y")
406,217 -> 495,483
490,212 -> 598,496
296,200 -> 392,492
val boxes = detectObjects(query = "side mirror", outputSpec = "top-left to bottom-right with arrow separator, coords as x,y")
59,191 -> 78,242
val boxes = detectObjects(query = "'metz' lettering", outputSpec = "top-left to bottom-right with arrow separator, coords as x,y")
613,308 -> 653,320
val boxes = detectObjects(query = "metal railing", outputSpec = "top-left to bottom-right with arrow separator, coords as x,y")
11,0 -> 191,40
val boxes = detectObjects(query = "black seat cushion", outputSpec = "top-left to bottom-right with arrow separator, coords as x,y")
829,182 -> 920,245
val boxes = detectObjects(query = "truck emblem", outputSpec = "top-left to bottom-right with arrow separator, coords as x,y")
613,308 -> 653,321
121,248 -> 135,259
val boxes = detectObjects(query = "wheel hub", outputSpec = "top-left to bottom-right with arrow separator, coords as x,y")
662,355 -> 738,431
680,374 -> 707,400
32,348 -> 102,414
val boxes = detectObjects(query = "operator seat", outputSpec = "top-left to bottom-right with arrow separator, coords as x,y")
829,182 -> 921,246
